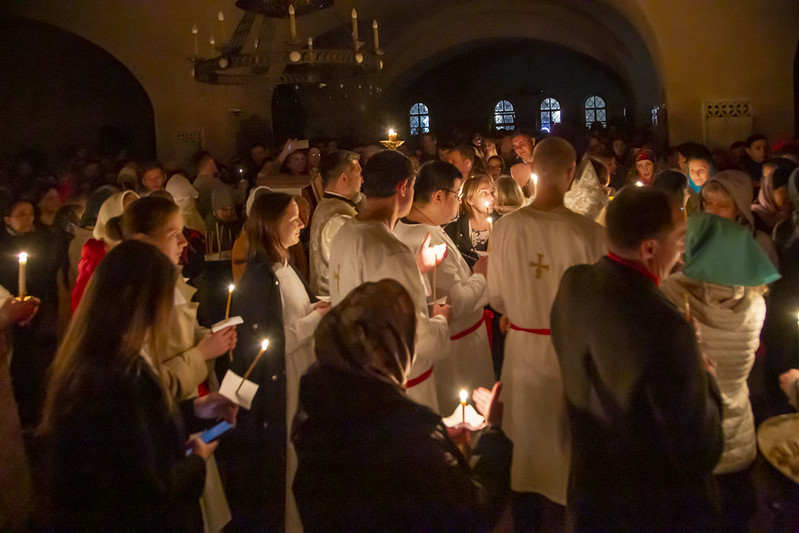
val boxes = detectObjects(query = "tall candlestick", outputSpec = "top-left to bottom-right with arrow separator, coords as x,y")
18,252 -> 27,298
192,24 -> 199,57
217,11 -> 225,45
372,20 -> 379,50
237,339 -> 269,392
459,389 -> 468,424
351,9 -> 359,42
288,5 -> 297,41
308,37 -> 314,65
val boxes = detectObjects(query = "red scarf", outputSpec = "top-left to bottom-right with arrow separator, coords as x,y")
607,252 -> 660,287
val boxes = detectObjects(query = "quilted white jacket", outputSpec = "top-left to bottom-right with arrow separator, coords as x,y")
661,272 -> 766,474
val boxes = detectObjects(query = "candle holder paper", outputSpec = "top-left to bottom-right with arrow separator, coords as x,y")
442,404 -> 485,431
212,316 -> 243,333
219,369 -> 259,410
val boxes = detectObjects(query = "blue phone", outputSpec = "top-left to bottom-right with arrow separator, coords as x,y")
186,420 -> 233,456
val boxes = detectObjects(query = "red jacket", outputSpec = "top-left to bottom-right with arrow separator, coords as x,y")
71,239 -> 107,312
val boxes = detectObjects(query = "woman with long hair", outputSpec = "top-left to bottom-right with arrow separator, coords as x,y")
444,174 -> 495,268
219,191 -> 330,531
40,240 -> 237,531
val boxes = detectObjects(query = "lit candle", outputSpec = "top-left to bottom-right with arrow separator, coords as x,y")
217,11 -> 225,44
238,339 -> 269,393
459,389 -> 468,424
635,180 -> 644,187
209,35 -> 215,50
432,263 -> 437,302
372,20 -> 379,50
288,5 -> 297,41
388,129 -> 397,142
308,37 -> 314,65
225,284 -> 235,319
487,216 -> 493,235
684,293 -> 691,322
192,23 -> 198,57
18,252 -> 27,298
351,9 -> 359,43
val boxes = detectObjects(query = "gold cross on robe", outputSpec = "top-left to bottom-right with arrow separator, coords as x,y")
530,253 -> 550,279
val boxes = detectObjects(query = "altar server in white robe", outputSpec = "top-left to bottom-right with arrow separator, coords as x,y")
488,138 -> 605,510
395,161 -> 494,414
330,150 -> 451,412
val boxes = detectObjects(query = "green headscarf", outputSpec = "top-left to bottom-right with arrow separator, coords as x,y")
683,212 -> 780,287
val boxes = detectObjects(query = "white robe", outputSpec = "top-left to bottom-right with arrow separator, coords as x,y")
395,220 -> 494,414
329,218 -> 450,412
274,262 -> 322,533
488,205 -> 605,504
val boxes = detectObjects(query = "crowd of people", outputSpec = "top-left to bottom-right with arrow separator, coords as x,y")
2,122 -> 799,531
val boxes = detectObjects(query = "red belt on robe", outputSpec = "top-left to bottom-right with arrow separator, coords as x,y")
509,323 -> 551,335
451,309 -> 495,348
406,365 -> 434,388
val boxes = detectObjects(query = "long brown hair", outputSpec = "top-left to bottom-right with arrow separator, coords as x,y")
245,192 -> 294,265
40,241 -> 177,432
460,174 -> 493,217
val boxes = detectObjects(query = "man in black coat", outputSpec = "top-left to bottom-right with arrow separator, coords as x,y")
550,186 -> 724,532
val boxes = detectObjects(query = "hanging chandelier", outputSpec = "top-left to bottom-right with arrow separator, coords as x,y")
190,0 -> 383,88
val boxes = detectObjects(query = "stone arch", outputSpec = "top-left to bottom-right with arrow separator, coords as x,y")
0,16 -> 156,162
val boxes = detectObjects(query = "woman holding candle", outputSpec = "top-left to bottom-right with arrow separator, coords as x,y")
444,174 -> 495,268
40,240 -> 238,532
121,196 -> 237,401
292,279 -> 511,531
220,191 -> 330,532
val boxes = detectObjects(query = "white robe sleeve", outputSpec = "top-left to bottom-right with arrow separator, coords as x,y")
487,223 -> 507,314
284,309 -> 322,355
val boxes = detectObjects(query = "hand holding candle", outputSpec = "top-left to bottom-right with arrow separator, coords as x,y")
18,252 -> 27,298
237,339 -> 269,393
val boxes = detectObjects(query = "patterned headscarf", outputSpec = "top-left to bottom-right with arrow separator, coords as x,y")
314,279 -> 417,388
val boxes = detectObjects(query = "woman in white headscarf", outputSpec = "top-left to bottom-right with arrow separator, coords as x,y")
71,190 -> 139,311
166,173 -> 206,234
564,156 -> 610,222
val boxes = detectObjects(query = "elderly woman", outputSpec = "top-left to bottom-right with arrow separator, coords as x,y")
292,279 -> 511,531
661,212 -> 779,531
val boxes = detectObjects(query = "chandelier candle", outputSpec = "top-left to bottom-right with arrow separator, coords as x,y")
192,24 -> 198,57
17,252 -> 27,298
372,20 -> 379,50
288,5 -> 296,41
351,9 -> 358,43
217,11 -> 225,44
237,339 -> 269,393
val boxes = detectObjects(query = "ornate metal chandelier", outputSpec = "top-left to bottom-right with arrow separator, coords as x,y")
190,0 -> 383,87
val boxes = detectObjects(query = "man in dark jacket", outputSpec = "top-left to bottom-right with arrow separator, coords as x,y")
550,186 -> 724,532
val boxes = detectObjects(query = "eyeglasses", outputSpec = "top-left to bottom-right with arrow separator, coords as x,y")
444,188 -> 463,199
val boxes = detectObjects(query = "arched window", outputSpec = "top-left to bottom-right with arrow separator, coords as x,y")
409,102 -> 430,135
540,97 -> 561,132
584,96 -> 606,128
494,100 -> 516,130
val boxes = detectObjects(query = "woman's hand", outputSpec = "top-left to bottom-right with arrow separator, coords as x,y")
197,326 -> 237,360
313,300 -> 332,316
780,369 -> 799,407
194,392 -> 239,425
416,233 -> 447,273
472,382 -> 503,428
187,435 -> 218,461
0,296 -> 39,328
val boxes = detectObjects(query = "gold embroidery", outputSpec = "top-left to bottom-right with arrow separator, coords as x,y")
529,253 -> 550,279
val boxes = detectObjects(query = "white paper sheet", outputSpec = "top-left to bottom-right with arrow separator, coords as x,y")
218,369 -> 259,410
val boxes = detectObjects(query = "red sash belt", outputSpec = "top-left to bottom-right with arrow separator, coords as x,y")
451,316 -> 486,341
406,365 -> 434,388
509,323 -> 551,335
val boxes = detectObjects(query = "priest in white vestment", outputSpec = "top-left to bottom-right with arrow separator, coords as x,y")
330,151 -> 451,412
395,160 -> 495,414
309,150 -> 362,296
488,138 -> 606,508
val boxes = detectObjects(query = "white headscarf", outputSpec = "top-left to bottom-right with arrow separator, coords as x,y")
93,190 -> 140,242
245,186 -> 272,216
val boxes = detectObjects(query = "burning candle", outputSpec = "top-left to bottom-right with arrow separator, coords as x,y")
209,35 -> 215,52
372,20 -> 379,50
288,5 -> 297,41
684,293 -> 691,322
308,37 -> 314,65
18,252 -> 27,298
225,284 -> 235,319
351,8 -> 359,43
459,389 -> 468,424
388,129 -> 397,142
217,11 -> 225,44
487,216 -> 493,234
192,23 -> 199,57
238,339 -> 269,393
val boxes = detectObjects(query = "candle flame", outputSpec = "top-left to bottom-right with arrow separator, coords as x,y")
228,284 -> 235,293
288,4 -> 295,14
261,339 -> 269,351
351,8 -> 357,18
217,11 -> 224,21
388,128 -> 395,136
635,180 -> 644,187
487,217 -> 493,224
372,20 -> 378,29
192,24 -> 198,35
18,252 -> 27,263
459,389 -> 468,403
531,173 -> 538,185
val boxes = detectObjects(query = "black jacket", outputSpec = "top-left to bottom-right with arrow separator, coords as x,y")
292,363 -> 512,532
551,257 -> 724,532
47,359 -> 205,532
444,215 -> 482,268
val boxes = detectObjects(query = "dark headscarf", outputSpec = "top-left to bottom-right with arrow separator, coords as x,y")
314,279 -> 417,388
79,185 -> 117,228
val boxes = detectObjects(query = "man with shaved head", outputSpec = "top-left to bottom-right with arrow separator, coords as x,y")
488,137 -> 606,528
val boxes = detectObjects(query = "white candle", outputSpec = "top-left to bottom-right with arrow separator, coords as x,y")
308,37 -> 314,64
351,9 -> 359,42
217,11 -> 225,44
238,339 -> 269,392
459,389 -> 468,424
288,5 -> 297,40
226,284 -> 235,319
192,23 -> 198,56
18,252 -> 27,298
388,129 -> 397,142
372,20 -> 379,50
